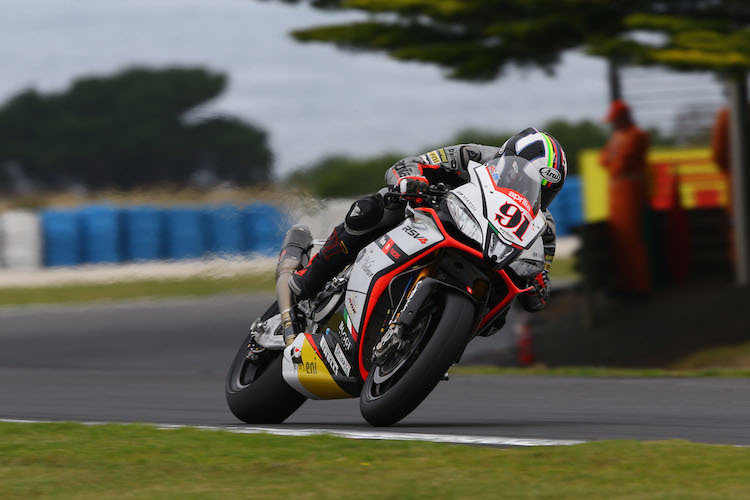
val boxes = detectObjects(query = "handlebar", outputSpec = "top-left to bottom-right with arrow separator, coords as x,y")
383,183 -> 449,207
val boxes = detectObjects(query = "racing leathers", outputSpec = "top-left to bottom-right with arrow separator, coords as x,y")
289,143 -> 556,313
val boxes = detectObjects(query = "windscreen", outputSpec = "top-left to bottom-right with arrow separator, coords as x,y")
484,155 -> 543,216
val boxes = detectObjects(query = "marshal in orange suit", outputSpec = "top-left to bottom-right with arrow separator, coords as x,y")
600,100 -> 652,296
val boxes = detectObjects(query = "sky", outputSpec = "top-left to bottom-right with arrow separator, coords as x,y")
0,0 -> 726,177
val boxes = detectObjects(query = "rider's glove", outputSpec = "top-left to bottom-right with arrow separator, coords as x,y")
397,176 -> 430,195
518,271 -> 550,313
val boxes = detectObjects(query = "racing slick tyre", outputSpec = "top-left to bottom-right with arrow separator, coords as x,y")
360,290 -> 475,427
225,302 -> 306,424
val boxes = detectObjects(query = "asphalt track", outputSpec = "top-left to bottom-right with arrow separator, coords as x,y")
1,295 -> 749,446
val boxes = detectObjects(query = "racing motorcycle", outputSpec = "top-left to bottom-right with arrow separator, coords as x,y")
226,155 -> 550,426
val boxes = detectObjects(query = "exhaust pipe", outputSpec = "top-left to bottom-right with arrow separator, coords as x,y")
275,224 -> 312,346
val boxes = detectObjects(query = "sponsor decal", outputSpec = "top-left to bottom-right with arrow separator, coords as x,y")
456,191 -> 479,213
357,252 -> 374,277
334,343 -> 351,376
304,360 -> 318,375
361,261 -> 374,278
439,148 -> 448,162
319,337 -> 339,375
401,225 -> 428,244
349,202 -> 363,217
402,278 -> 424,310
428,150 -> 441,164
540,166 -> 562,183
347,297 -> 358,315
378,237 -> 402,261
504,189 -> 533,215
487,164 -> 499,182
355,248 -> 366,263
338,321 -> 352,350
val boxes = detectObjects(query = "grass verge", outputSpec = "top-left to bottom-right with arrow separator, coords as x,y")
671,340 -> 750,371
0,422 -> 748,499
451,365 -> 750,378
0,272 -> 276,306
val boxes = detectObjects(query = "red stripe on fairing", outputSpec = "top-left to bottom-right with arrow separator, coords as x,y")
305,333 -> 322,359
356,208 -> 484,380
478,270 -> 533,329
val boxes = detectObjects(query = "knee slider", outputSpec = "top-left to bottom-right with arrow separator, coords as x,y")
345,195 -> 385,233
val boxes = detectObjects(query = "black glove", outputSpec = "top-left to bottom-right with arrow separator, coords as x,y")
518,271 -> 550,313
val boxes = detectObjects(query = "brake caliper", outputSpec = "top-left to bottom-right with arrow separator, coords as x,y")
372,323 -> 406,365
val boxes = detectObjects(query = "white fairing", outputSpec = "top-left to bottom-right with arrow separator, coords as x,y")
345,209 -> 444,332
456,160 -> 546,250
342,157 -> 547,335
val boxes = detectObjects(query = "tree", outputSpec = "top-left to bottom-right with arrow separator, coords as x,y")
0,67 -> 273,190
289,119 -> 608,197
265,0 -> 750,285
263,1 -> 750,79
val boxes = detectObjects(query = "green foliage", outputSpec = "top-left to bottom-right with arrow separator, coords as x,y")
267,1 -> 750,77
288,152 -> 404,197
289,119 -> 609,197
0,67 -> 272,189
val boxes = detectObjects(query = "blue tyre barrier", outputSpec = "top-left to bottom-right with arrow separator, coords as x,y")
79,205 -> 122,264
41,209 -> 82,267
242,204 -> 287,255
123,206 -> 164,261
205,204 -> 244,256
165,208 -> 206,260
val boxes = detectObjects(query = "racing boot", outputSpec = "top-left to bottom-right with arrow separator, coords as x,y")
290,193 -> 398,300
289,223 -> 358,300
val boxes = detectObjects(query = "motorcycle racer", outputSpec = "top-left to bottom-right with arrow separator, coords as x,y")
289,127 -> 567,313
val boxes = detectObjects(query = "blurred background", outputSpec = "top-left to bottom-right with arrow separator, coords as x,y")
1,0 -> 748,371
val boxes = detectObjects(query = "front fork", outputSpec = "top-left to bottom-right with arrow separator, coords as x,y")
372,268 -> 479,365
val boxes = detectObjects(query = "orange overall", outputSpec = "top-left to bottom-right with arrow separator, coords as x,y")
600,125 -> 652,294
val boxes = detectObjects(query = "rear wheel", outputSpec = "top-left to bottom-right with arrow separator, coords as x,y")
360,290 -> 475,426
225,303 -> 306,424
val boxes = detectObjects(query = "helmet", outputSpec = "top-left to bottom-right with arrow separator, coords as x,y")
498,127 -> 567,211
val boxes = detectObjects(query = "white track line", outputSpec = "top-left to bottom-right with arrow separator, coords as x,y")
0,418 -> 585,447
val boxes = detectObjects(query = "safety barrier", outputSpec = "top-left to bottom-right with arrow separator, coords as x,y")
80,205 -> 122,264
0,210 -> 42,269
550,176 -> 583,237
123,206 -> 164,261
41,209 -> 82,267
0,203 -> 289,268
2,186 -> 586,268
164,208 -> 206,260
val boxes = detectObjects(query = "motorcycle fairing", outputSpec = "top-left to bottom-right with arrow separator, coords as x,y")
345,209 -> 446,332
459,160 -> 547,250
281,315 -> 361,399
351,208 -> 487,379
279,214 -> 445,401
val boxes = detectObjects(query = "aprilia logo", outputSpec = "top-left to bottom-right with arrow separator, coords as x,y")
401,226 -> 428,244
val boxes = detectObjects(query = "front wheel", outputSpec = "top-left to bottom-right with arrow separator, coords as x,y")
225,303 -> 306,424
360,290 -> 475,426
